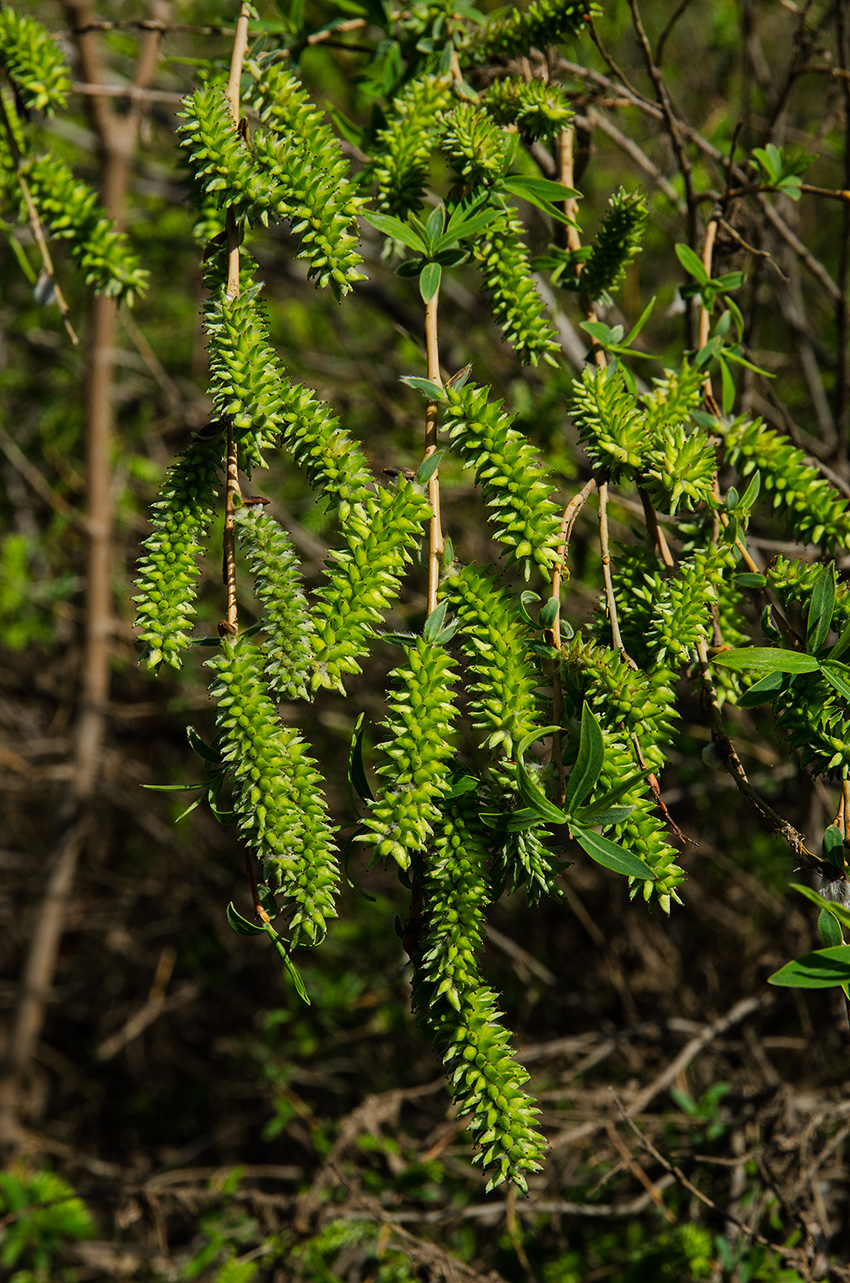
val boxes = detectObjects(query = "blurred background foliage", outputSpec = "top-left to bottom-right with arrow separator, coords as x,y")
1,0 -> 850,1279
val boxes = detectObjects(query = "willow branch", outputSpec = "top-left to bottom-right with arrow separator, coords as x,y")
221,2 -> 251,633
0,91 -> 78,344
598,482 -> 626,657
423,289 -> 444,616
695,640 -> 819,868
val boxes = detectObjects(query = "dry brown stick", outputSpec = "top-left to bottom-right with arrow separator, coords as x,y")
0,0 -> 168,1151
613,1093 -> 813,1275
695,638 -> 820,868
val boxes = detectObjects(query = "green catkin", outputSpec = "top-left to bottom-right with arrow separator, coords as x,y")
481,77 -> 574,139
642,421 -> 717,514
570,363 -> 648,480
573,187 -> 647,301
21,153 -> 148,302
446,565 -> 561,902
411,801 -> 547,1192
208,638 -> 337,945
441,103 -> 512,186
203,283 -> 285,474
372,74 -> 454,215
134,433 -> 222,670
641,358 -> 705,434
179,79 -> 364,296
468,0 -> 594,64
0,9 -> 70,114
471,203 -> 561,367
235,506 -> 315,701
444,383 -> 563,578
360,636 -> 458,870
310,479 -> 431,693
720,416 -> 850,551
204,266 -> 374,512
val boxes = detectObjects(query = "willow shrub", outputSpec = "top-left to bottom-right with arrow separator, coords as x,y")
4,2 -> 850,1193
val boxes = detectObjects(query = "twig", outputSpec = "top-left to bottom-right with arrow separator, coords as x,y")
695,639 -> 820,868
423,290 -> 444,616
0,90 -> 78,344
598,482 -> 626,657
220,4 -> 251,634
613,1093 -> 812,1275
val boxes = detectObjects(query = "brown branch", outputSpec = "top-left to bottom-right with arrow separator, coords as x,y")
0,0 -> 168,1151
423,290 -> 444,616
0,90 -> 78,344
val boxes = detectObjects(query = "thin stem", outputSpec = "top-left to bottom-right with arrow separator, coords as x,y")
0,91 -> 78,344
220,3 -> 251,632
423,289 -> 444,616
550,477 -> 597,647
598,482 -> 626,657
637,486 -> 675,570
695,640 -> 820,869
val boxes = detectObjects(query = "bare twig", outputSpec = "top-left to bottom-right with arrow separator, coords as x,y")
423,290 -> 444,616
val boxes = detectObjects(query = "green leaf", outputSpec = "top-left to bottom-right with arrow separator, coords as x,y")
829,618 -> 850,662
818,908 -> 843,948
571,826 -> 657,880
538,597 -> 560,629
822,825 -> 846,868
416,449 -> 445,484
790,882 -> 850,929
734,573 -> 767,588
580,320 -> 617,345
712,647 -> 820,675
426,203 -> 445,243
419,260 -> 442,303
768,945 -> 850,988
719,356 -> 736,416
423,599 -> 449,640
505,175 -> 580,202
402,375 -> 446,401
573,770 -> 648,822
347,712 -> 374,813
736,669 -> 785,709
623,295 -> 656,346
807,563 -> 836,653
515,726 -> 568,825
563,701 -> 604,812
362,209 -> 427,253
226,901 -> 266,936
675,242 -> 709,285
187,725 -> 220,762
821,660 -> 850,702
142,781 -> 208,792
265,926 -> 311,1004
739,470 -> 761,510
502,175 -> 576,223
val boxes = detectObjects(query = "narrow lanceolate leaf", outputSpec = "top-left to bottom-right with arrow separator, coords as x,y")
563,702 -> 604,812
712,647 -> 820,675
807,562 -> 837,653
768,946 -> 850,988
134,434 -> 222,669
410,802 -> 547,1192
359,636 -> 458,870
208,638 -> 337,949
235,506 -> 315,701
571,826 -> 657,881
